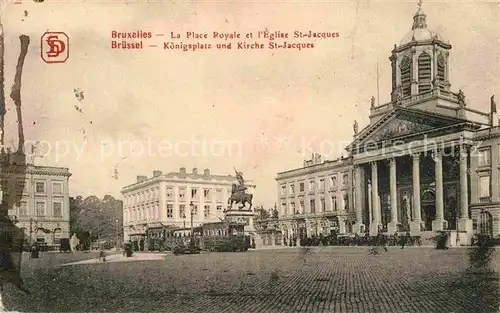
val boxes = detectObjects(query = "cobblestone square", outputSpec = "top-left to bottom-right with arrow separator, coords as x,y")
1,247 -> 499,312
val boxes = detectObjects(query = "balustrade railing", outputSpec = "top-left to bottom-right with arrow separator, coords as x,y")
371,89 -> 462,115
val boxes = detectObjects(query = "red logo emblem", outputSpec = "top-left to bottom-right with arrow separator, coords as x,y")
41,32 -> 69,63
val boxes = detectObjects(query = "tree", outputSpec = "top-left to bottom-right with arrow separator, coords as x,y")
255,206 -> 269,220
70,195 -> 123,249
69,196 -> 83,230
272,208 -> 279,219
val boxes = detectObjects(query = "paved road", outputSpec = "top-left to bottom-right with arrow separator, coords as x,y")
1,247 -> 499,312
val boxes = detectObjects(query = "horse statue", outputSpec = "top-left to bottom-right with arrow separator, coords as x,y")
228,183 -> 253,210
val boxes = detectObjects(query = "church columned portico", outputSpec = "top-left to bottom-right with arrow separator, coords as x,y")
353,139 -> 474,237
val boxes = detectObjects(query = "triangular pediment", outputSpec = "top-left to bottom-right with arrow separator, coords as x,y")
364,117 -> 435,143
349,107 -> 478,150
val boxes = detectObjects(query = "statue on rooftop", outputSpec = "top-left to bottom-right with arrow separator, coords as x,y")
458,89 -> 466,107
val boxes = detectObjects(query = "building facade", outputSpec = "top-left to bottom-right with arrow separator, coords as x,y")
276,155 -> 356,240
1,163 -> 72,246
122,167 -> 251,242
276,4 -> 500,243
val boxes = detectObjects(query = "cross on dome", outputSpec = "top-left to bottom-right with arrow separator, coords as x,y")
412,0 -> 427,30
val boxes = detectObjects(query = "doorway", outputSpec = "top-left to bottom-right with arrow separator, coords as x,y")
421,188 -> 436,231
422,205 -> 435,231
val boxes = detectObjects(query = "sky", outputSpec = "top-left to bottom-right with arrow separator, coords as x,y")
1,0 -> 499,206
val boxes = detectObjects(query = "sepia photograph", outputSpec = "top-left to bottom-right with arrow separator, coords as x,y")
0,0 -> 498,312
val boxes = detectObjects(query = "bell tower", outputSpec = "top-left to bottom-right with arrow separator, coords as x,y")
389,0 -> 452,104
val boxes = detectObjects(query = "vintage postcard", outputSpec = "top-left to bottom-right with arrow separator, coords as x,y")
0,0 -> 498,312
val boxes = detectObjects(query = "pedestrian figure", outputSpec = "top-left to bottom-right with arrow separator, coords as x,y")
98,250 -> 106,262
401,232 -> 411,249
379,234 -> 388,252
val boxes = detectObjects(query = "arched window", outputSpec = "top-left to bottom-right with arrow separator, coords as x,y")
400,56 -> 412,97
418,52 -> 432,93
36,229 -> 45,242
53,228 -> 63,245
479,211 -> 493,236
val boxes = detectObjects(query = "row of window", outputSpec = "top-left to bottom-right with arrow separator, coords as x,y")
1,180 -> 64,195
280,173 -> 349,197
34,181 -> 63,194
125,203 -> 224,222
13,201 -> 63,217
124,186 -> 161,205
166,187 -> 227,202
280,194 -> 350,216
18,228 -> 64,242
124,186 -> 230,206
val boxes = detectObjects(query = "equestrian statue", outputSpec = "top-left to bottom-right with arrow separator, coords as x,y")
228,167 -> 253,210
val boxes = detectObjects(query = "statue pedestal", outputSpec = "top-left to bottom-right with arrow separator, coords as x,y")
224,209 -> 255,233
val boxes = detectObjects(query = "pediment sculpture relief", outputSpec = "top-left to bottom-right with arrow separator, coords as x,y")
368,119 -> 432,142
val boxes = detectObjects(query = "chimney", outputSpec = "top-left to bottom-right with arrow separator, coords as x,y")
192,168 -> 198,175
136,175 -> 147,183
203,168 -> 210,176
491,95 -> 498,127
153,170 -> 162,177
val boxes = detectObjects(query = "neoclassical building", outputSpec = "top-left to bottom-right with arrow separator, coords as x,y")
122,167 -> 254,243
276,4 -> 499,243
0,159 -> 72,247
276,154 -> 355,241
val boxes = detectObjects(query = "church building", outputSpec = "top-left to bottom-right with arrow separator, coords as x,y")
275,3 -> 498,244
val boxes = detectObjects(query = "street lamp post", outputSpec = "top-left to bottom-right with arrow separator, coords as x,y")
29,217 -> 33,246
115,217 -> 119,249
189,201 -> 194,242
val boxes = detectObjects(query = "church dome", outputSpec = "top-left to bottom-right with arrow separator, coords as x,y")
399,3 -> 444,46
400,27 -> 442,46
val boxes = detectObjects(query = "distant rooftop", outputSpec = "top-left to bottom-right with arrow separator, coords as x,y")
276,153 -> 352,179
122,167 -> 254,191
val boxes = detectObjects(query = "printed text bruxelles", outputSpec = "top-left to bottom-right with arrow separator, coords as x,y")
109,30 -> 339,50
